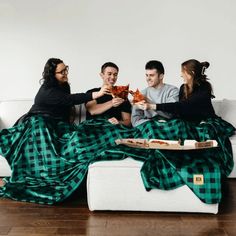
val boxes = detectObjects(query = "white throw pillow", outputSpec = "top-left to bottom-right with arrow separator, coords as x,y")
220,99 -> 236,128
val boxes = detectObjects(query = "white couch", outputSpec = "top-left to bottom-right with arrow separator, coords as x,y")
0,99 -> 236,214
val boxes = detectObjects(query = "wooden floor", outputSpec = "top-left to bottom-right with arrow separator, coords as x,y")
0,179 -> 236,236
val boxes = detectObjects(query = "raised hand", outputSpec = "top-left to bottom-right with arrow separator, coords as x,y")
99,85 -> 111,96
93,85 -> 111,99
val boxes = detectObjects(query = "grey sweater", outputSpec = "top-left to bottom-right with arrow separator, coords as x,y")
131,84 -> 179,127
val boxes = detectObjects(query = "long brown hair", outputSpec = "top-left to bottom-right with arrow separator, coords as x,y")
181,59 -> 214,99
40,58 -> 63,87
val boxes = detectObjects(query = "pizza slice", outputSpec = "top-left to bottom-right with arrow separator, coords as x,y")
129,89 -> 146,103
149,140 -> 170,146
111,85 -> 129,99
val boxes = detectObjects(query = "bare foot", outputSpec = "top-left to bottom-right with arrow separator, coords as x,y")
0,178 -> 6,187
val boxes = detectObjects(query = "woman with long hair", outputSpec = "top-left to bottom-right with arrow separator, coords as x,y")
28,58 -> 109,122
0,58 -> 111,204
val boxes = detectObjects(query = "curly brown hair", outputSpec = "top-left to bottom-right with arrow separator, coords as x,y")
40,58 -> 64,87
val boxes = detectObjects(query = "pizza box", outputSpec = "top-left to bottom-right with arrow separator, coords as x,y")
115,139 -> 218,150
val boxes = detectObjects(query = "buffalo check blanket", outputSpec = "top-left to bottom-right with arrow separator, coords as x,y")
0,115 -> 235,204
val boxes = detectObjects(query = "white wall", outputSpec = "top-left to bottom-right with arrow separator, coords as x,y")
1,0 -> 236,100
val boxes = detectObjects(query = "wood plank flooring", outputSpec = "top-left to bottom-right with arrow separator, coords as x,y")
0,179 -> 235,236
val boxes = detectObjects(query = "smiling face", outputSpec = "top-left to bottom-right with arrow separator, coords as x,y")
100,66 -> 118,86
55,63 -> 69,84
145,69 -> 164,88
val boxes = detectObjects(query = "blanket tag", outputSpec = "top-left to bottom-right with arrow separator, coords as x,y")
193,174 -> 204,185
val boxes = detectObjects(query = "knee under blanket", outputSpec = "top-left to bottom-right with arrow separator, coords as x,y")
0,115 -> 235,204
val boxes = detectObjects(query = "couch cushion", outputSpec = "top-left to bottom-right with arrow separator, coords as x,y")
220,99 -> 236,128
74,104 -> 86,124
87,158 -> 218,213
0,157 -> 11,176
0,100 -> 86,129
0,99 -> 33,129
230,135 -> 236,146
212,100 -> 222,117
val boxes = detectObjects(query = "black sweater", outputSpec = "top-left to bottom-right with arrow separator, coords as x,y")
156,83 -> 216,122
29,83 -> 93,122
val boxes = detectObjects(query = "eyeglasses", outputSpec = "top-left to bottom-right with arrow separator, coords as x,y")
55,65 -> 69,75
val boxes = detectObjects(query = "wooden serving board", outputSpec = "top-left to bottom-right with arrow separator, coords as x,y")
115,139 -> 218,150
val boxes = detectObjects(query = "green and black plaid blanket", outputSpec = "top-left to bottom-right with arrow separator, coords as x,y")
0,115 -> 235,204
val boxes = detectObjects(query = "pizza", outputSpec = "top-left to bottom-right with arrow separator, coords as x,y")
115,139 -> 148,147
149,140 -> 169,146
127,139 -> 145,145
111,85 -> 129,99
129,89 -> 146,103
116,139 -> 182,149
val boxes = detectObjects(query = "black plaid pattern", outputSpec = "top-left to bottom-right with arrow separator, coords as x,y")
0,115 -> 235,204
